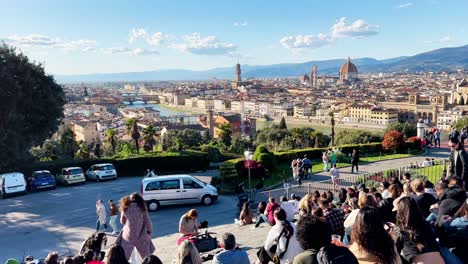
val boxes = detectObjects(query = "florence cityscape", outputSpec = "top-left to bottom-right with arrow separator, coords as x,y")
0,1 -> 468,264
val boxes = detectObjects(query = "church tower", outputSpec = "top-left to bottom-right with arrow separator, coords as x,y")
236,63 -> 242,82
311,65 -> 318,87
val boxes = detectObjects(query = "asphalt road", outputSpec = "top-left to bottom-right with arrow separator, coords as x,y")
0,172 -> 236,262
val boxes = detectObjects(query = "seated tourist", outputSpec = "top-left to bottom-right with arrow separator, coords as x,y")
179,209 -> 200,236
45,252 -> 59,264
349,207 -> 401,264
294,216 -> 358,264
255,201 -> 270,228
105,245 -> 129,264
174,240 -> 203,264
237,202 -> 253,225
141,255 -> 163,264
411,178 -> 437,219
213,233 -> 249,264
265,197 -> 281,225
280,196 -> 296,222
260,208 -> 303,263
318,198 -> 345,237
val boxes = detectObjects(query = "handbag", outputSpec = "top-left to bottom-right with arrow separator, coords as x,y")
193,231 -> 218,252
270,228 -> 290,264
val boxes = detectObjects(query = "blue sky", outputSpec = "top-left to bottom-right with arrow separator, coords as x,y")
1,0 -> 467,75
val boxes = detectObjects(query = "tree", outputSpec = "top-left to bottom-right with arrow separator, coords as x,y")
76,142 -> 90,159
384,122 -> 417,140
229,134 -> 251,154
60,128 -> 78,159
279,117 -> 288,130
125,118 -> 141,153
290,127 -> 315,148
105,128 -> 118,154
93,142 -> 102,158
218,123 -> 232,147
202,129 -> 212,144
0,44 -> 65,170
142,125 -> 157,152
454,117 -> 468,131
335,130 -> 382,145
382,131 -> 405,152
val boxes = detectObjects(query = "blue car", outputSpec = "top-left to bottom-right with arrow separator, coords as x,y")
27,170 -> 56,192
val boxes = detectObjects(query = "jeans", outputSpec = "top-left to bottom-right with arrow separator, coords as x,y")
324,162 -> 328,172
440,246 -> 464,264
109,215 -> 118,233
255,214 -> 270,228
96,219 -> 107,231
351,162 -> 358,173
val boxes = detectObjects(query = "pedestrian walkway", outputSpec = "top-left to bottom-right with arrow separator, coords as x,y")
306,147 -> 449,183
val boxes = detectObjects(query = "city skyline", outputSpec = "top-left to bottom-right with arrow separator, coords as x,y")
1,0 -> 467,75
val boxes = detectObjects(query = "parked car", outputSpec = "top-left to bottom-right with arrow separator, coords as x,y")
85,163 -> 117,182
0,172 -> 27,199
56,167 -> 86,185
27,170 -> 56,192
141,174 -> 218,211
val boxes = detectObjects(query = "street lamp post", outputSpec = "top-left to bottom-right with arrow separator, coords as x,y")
244,150 -> 253,199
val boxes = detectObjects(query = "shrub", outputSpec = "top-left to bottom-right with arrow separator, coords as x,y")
257,153 -> 274,170
253,145 -> 271,161
203,146 -> 223,162
406,136 -> 422,150
382,131 -> 405,152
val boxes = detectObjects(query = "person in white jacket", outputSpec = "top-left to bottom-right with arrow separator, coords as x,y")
260,208 -> 303,263
96,200 -> 107,232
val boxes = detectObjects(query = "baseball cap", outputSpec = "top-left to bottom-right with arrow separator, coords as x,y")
6,259 -> 20,264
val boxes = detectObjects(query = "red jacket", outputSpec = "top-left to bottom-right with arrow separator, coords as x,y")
265,202 -> 280,225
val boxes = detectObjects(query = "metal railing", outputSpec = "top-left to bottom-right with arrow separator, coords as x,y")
254,159 -> 448,203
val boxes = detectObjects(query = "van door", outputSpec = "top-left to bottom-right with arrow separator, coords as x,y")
157,179 -> 183,205
5,174 -> 25,193
182,178 -> 205,203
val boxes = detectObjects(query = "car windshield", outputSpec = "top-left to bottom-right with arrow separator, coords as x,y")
101,165 -> 114,170
69,169 -> 83,175
35,173 -> 52,179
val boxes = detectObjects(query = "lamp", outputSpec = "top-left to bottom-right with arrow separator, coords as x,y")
244,150 -> 253,198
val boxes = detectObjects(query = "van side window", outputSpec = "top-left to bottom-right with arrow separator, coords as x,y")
183,179 -> 203,189
160,180 -> 180,190
145,181 -> 161,191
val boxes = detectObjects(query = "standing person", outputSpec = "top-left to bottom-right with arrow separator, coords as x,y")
109,200 -> 119,235
96,200 -> 107,232
461,127 -> 467,147
322,151 -> 329,172
318,198 -> 345,237
435,128 -> 441,148
265,197 -> 281,225
450,127 -> 460,141
329,164 -> 340,193
302,154 -> 312,180
448,137 -> 468,191
351,149 -> 359,173
117,193 -> 155,260
291,158 -> 299,182
329,149 -> 337,168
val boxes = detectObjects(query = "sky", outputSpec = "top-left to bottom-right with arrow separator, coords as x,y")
0,0 -> 467,75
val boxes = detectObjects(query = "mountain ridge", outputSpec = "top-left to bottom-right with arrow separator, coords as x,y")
56,44 -> 468,83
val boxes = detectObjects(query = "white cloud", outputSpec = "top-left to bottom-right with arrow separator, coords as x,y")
233,21 -> 248,27
104,47 -> 159,56
173,32 -> 237,55
396,2 -> 414,8
128,28 -> 169,46
424,35 -> 452,44
280,17 -> 379,53
2,34 -> 97,52
280,34 -> 332,53
330,17 -> 380,38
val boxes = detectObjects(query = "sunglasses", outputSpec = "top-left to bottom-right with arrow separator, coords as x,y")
449,144 -> 458,148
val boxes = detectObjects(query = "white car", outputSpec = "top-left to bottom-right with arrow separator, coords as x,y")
86,163 -> 117,182
141,174 -> 218,211
0,172 -> 27,199
56,167 -> 86,185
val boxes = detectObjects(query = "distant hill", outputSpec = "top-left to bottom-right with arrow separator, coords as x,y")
56,44 -> 468,83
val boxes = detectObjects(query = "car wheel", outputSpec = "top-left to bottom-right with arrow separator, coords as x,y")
147,200 -> 159,212
96,176 -> 100,182
201,195 -> 213,206
0,192 -> 4,199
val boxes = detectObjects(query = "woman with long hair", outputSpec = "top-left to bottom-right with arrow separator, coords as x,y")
349,207 -> 401,264
117,193 -> 155,260
174,240 -> 203,264
239,202 -> 253,225
179,209 -> 199,236
96,200 -> 107,232
298,194 -> 313,216
394,197 -> 445,264
105,245 -> 129,264
262,208 -> 303,262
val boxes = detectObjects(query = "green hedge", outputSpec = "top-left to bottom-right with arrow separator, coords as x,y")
274,143 -> 383,163
18,153 -> 210,177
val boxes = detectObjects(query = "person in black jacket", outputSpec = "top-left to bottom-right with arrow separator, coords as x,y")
448,137 -> 468,191
351,149 -> 359,173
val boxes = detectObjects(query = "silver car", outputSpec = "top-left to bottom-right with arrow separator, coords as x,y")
141,174 -> 218,211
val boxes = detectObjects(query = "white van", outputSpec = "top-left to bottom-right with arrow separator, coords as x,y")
0,172 -> 27,199
141,175 -> 218,211
86,163 -> 117,182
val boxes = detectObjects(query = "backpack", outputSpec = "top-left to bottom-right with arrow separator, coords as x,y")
317,244 -> 358,264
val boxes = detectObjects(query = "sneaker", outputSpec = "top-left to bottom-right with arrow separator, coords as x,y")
111,232 -> 117,235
